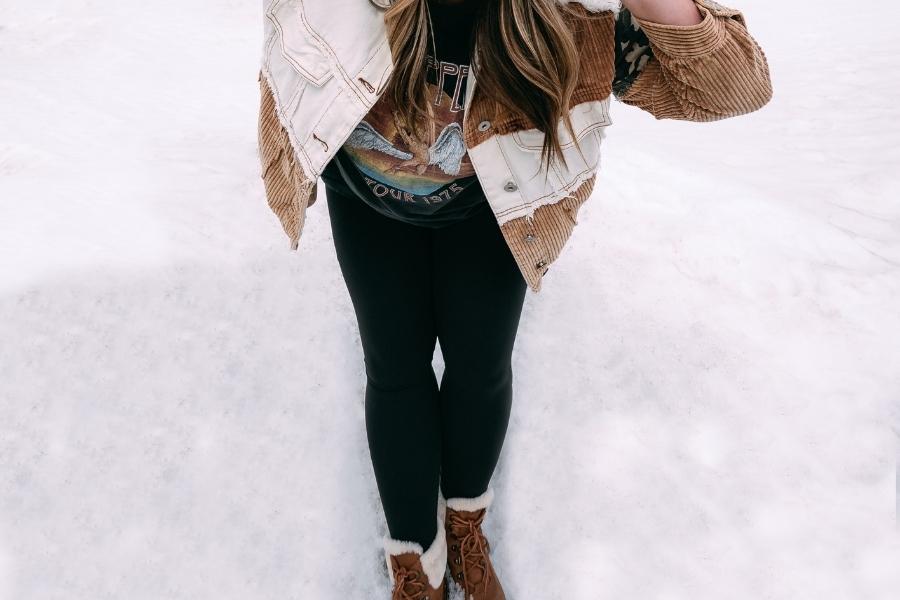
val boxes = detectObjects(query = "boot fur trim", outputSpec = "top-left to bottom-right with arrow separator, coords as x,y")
445,487 -> 495,513
383,517 -> 447,589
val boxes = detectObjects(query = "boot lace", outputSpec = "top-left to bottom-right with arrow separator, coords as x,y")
391,565 -> 428,600
447,510 -> 492,593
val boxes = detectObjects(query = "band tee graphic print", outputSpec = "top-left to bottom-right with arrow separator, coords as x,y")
341,53 -> 478,208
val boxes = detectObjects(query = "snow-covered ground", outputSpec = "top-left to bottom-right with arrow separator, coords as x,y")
1,1 -> 898,599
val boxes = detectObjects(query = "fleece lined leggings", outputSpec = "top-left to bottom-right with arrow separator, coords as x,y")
325,183 -> 528,550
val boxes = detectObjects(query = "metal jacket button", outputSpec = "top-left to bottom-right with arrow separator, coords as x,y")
535,260 -> 547,269
503,180 -> 518,193
477,120 -> 491,132
524,233 -> 536,243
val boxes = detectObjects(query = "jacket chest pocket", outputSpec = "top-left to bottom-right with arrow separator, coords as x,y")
509,99 -> 612,189
265,0 -> 333,87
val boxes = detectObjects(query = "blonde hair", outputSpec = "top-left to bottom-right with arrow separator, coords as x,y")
383,0 -> 583,173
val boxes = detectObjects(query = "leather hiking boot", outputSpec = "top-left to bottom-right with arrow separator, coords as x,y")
444,488 -> 506,600
383,517 -> 449,600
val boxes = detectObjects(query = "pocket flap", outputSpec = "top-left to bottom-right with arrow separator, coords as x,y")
266,0 -> 333,86
512,99 -> 613,152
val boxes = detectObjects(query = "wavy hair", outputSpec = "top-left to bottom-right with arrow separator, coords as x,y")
382,0 -> 583,173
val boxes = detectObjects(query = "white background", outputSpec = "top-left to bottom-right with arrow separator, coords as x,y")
1,1 -> 898,599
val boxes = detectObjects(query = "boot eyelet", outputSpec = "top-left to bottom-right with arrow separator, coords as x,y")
454,557 -> 461,565
451,544 -> 458,551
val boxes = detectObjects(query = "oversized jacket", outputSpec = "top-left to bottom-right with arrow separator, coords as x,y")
257,0 -> 773,292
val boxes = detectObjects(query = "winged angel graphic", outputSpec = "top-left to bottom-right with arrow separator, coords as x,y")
346,120 -> 467,177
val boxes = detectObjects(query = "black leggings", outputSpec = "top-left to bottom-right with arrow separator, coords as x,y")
325,184 -> 528,549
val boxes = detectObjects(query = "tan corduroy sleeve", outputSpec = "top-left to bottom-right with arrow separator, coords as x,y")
612,0 -> 773,121
258,72 -> 318,251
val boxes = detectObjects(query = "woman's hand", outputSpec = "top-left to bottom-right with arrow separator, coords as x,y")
621,0 -> 704,26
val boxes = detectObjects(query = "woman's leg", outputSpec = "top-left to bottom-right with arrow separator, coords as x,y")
326,185 -> 442,549
432,203 -> 528,500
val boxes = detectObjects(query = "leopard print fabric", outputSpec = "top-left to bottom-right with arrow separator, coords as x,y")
612,8 -> 654,98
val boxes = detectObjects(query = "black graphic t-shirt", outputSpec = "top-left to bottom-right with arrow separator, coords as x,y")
321,0 -> 488,228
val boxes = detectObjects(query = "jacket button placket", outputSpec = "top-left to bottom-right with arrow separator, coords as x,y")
523,217 -> 550,276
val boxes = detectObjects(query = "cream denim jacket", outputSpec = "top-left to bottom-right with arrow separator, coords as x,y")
257,0 -> 772,292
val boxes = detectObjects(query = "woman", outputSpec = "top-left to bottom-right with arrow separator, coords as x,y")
257,0 -> 772,598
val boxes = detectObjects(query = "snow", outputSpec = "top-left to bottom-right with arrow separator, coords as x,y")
1,1 -> 898,599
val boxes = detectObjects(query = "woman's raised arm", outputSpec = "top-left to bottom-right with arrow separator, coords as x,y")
612,0 -> 773,121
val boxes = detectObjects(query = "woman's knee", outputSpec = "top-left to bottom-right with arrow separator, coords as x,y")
440,354 -> 513,392
363,339 -> 439,393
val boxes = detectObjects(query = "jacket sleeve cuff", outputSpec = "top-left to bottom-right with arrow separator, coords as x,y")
629,1 -> 727,59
